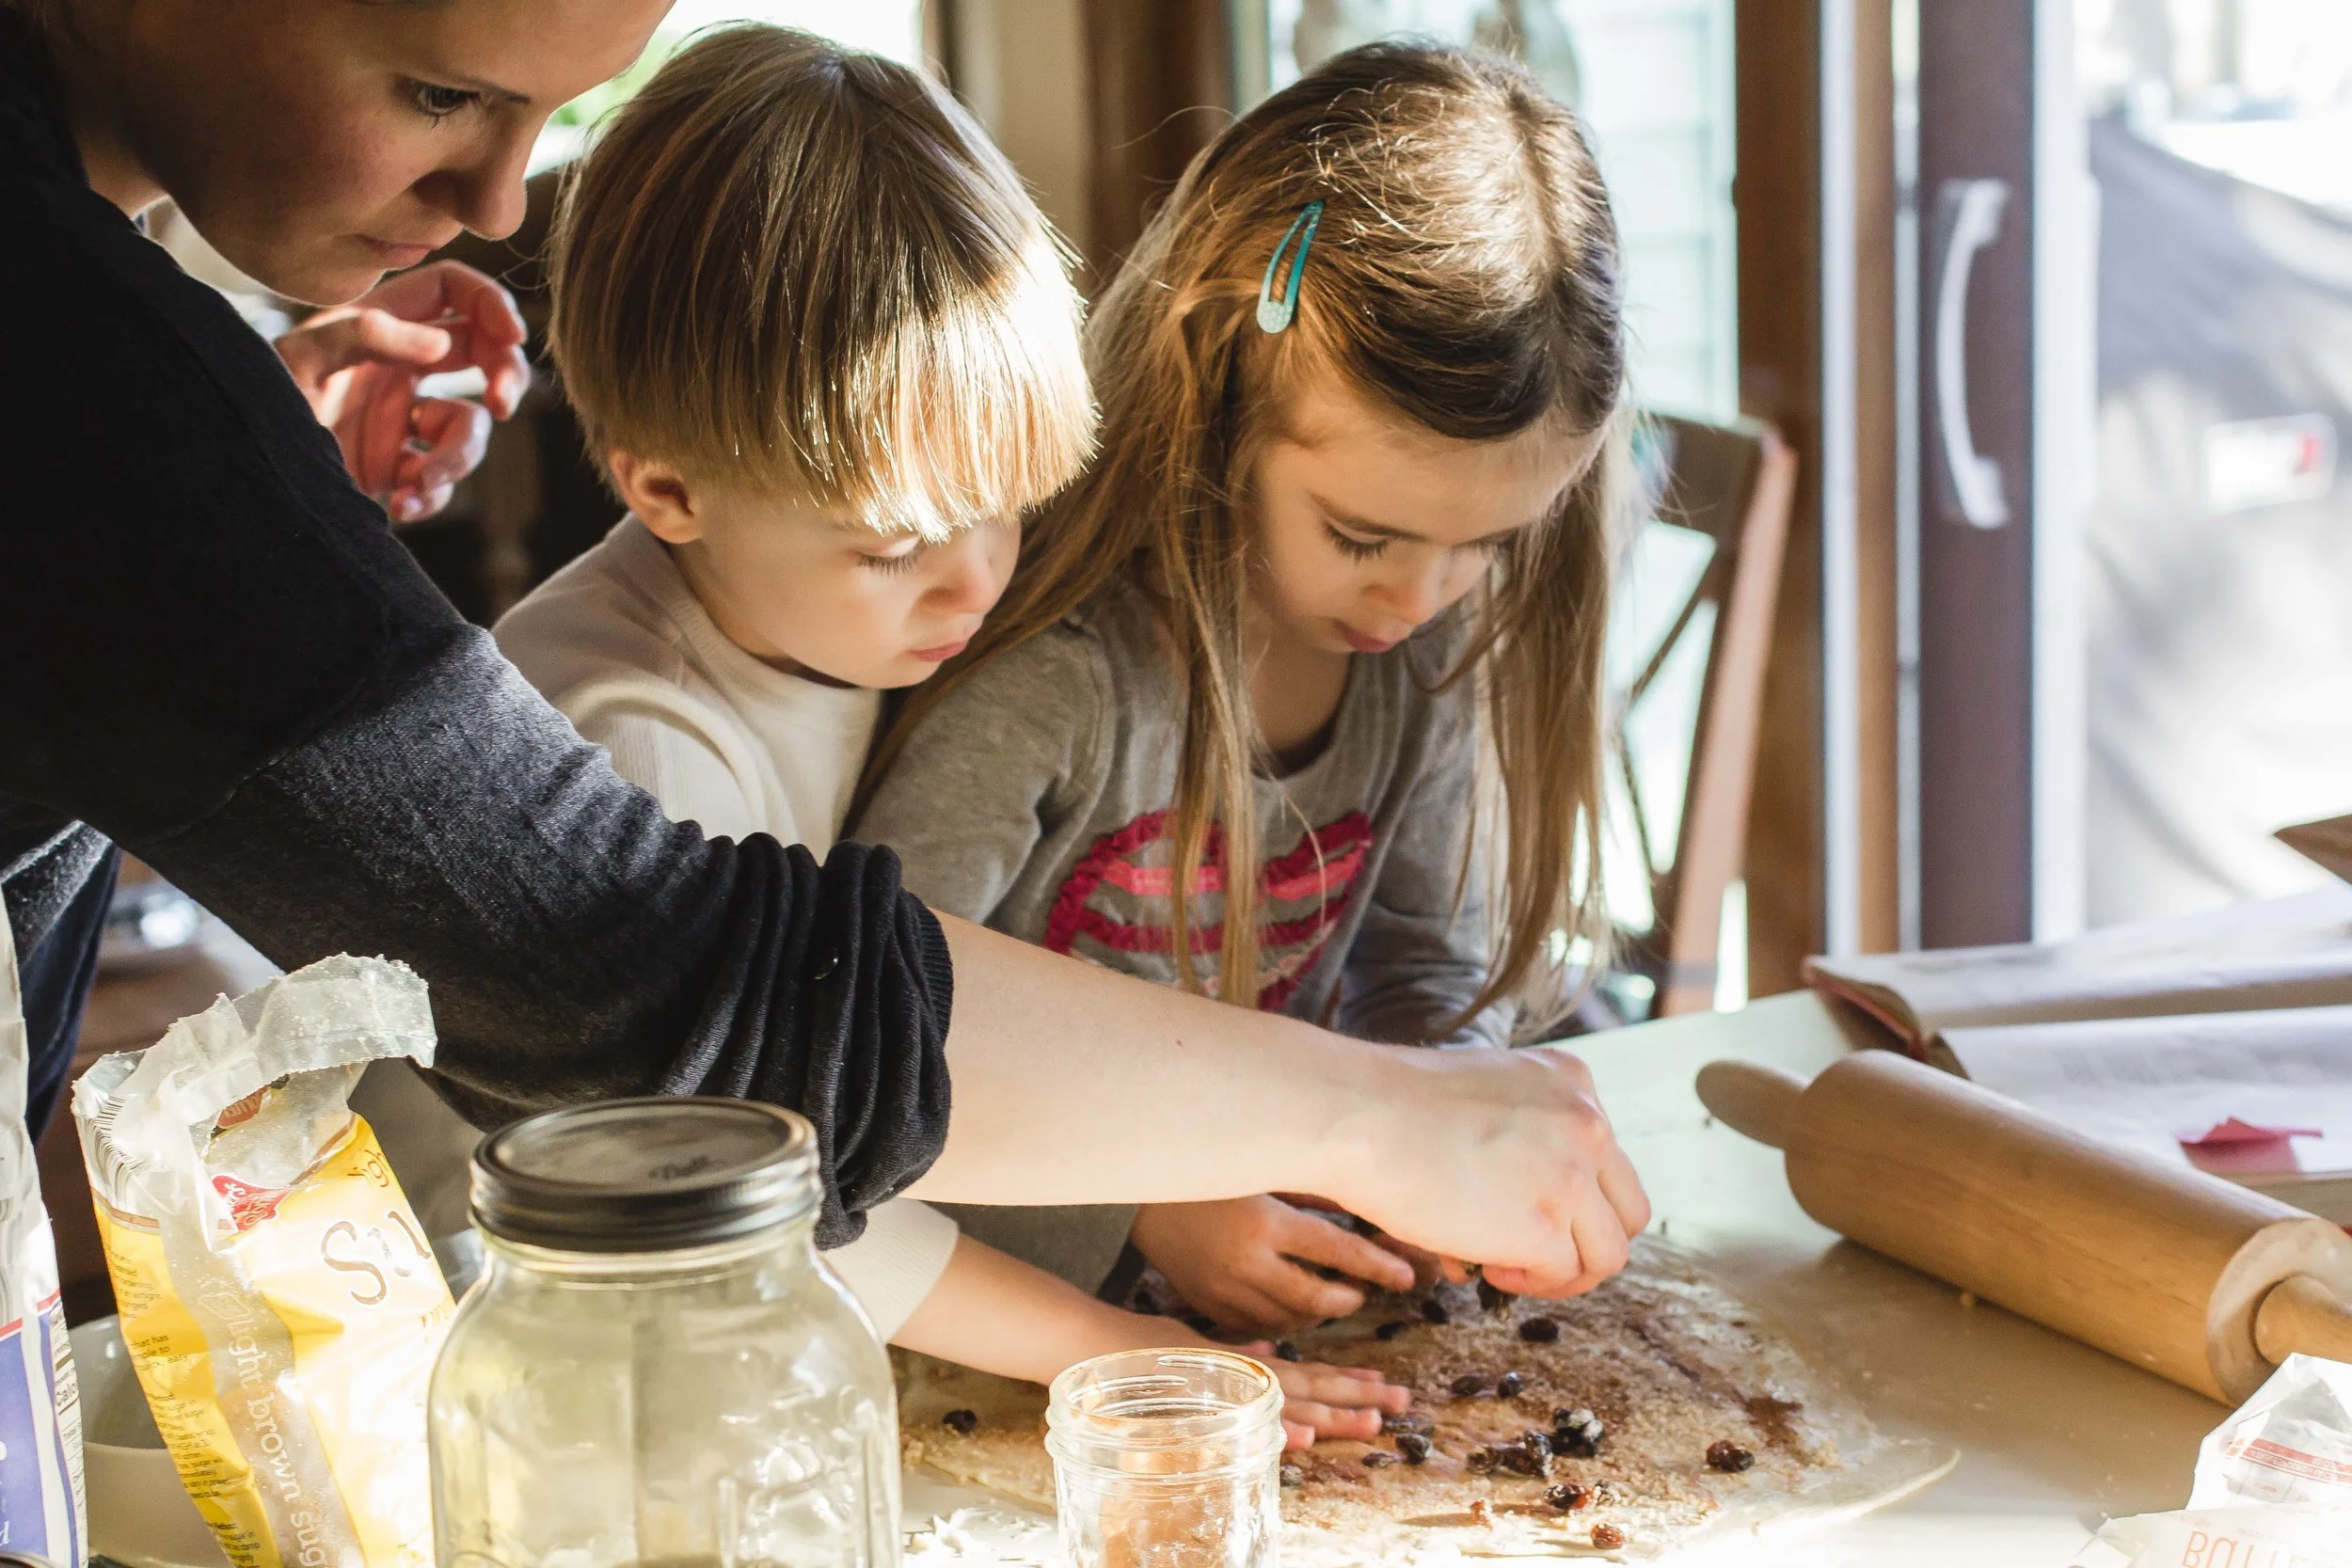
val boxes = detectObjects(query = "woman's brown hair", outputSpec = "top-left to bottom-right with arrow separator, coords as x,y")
868,39 -> 1629,1025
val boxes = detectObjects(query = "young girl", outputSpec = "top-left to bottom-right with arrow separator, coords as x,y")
495,24 -> 1405,1443
853,40 -> 1630,1334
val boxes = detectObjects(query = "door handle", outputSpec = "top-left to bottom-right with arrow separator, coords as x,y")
1933,178 -> 2011,529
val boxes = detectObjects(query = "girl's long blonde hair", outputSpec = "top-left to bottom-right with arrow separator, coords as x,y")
867,40 -> 1629,1026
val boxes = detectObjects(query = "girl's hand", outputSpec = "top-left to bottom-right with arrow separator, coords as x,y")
1232,1342 -> 1410,1449
1132,1196 -> 1417,1335
274,260 -> 532,522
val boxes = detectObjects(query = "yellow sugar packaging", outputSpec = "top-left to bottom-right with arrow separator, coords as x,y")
73,956 -> 451,1568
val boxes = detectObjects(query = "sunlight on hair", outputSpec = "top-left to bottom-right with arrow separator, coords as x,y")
548,24 -> 1093,546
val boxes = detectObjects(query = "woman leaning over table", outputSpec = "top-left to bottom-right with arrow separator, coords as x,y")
0,0 -> 1645,1291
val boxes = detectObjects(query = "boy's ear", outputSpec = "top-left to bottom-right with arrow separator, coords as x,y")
609,451 -> 704,544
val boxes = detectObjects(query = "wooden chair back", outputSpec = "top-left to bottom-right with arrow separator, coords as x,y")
1612,414 -> 1797,1019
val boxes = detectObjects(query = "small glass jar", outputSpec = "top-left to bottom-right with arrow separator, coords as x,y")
1045,1349 -> 1285,1568
429,1098 -> 898,1568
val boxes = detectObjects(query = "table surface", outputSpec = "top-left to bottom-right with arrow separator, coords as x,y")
1574,990 -> 2222,1564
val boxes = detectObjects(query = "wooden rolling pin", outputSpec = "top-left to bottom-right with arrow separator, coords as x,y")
1696,1050 -> 2352,1403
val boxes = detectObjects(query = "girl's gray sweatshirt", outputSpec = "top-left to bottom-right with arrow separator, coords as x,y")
852,579 -> 1508,1291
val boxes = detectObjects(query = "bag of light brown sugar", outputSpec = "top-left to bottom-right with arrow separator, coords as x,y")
73,955 -> 451,1568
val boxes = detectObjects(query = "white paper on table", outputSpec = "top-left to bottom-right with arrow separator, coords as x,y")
1804,882 -> 2352,1050
1941,1005 -> 2352,1181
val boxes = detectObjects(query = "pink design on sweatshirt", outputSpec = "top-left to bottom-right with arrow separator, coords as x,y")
1041,808 -> 1375,1008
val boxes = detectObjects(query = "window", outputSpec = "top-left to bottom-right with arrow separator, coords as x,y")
530,1 -> 930,174
1234,0 -> 1738,421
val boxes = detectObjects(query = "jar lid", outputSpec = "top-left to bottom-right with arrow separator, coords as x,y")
470,1097 -> 818,1252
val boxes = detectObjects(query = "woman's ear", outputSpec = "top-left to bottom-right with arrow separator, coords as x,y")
608,451 -> 704,544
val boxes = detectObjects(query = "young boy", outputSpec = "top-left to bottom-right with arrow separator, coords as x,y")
494,25 -> 1403,1443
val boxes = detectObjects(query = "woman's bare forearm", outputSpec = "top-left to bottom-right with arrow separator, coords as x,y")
908,915 -> 1651,1297
907,914 -> 1368,1205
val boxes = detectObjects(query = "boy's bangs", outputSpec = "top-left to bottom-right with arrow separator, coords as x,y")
796,236 -> 1096,544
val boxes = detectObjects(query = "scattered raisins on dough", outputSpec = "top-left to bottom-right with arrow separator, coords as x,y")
1478,1278 -> 1515,1314
1396,1432 -> 1431,1465
1591,1522 -> 1626,1549
1544,1481 -> 1591,1513
1518,1316 -> 1561,1343
1706,1440 -> 1756,1473
1272,1340 -> 1301,1362
1466,1447 -> 1500,1474
1422,1298 -> 1451,1325
1362,1450 -> 1397,1468
1496,1370 -> 1525,1399
1375,1320 -> 1412,1340
1450,1373 -> 1488,1398
942,1409 -> 978,1434
1383,1411 -> 1433,1436
1279,1465 -> 1306,1488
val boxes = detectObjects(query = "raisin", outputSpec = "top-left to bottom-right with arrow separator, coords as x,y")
1184,1312 -> 1219,1336
942,1409 -> 978,1434
1396,1432 -> 1432,1465
1132,1284 -> 1167,1316
1375,1320 -> 1412,1340
1382,1412 -> 1433,1436
1478,1278 -> 1514,1314
1469,1499 -> 1493,1526
1592,1480 -> 1628,1506
1499,1438 -> 1552,1478
1706,1440 -> 1756,1473
1544,1481 -> 1591,1513
1421,1298 -> 1450,1325
1518,1316 -> 1561,1343
1496,1370 -> 1525,1400
1450,1373 -> 1487,1398
1362,1450 -> 1397,1468
1273,1341 -> 1302,1362
1279,1464 -> 1306,1488
1555,1427 -> 1597,1459
1591,1522 -> 1626,1550
1555,1407 -> 1596,1430
1466,1447 -> 1500,1474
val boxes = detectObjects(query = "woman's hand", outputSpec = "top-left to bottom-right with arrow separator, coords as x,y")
1340,1044 -> 1651,1301
275,260 -> 532,522
1131,1196 -> 1417,1336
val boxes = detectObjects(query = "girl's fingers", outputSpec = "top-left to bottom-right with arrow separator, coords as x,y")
1276,1208 -> 1419,1293
278,309 -> 454,398
399,397 -> 494,499
1283,1418 -> 1315,1449
349,366 -> 421,498
372,261 -> 533,416
1281,1402 -> 1384,1442
1234,1247 -> 1361,1326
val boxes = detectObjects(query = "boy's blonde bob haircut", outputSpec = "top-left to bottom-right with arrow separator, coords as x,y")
549,24 -> 1094,542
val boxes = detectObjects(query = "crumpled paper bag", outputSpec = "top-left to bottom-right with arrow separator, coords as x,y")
2071,1354 -> 2352,1567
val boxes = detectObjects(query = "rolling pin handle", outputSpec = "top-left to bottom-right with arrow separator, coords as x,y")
2253,1273 -> 2352,1368
1694,1059 -> 1807,1150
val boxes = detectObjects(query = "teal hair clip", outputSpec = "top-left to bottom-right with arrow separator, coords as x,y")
1255,199 -> 1325,334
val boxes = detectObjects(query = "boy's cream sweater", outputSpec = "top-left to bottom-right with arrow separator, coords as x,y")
496,515 -> 956,1335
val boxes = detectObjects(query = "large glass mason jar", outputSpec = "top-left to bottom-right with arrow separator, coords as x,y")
429,1098 -> 898,1568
